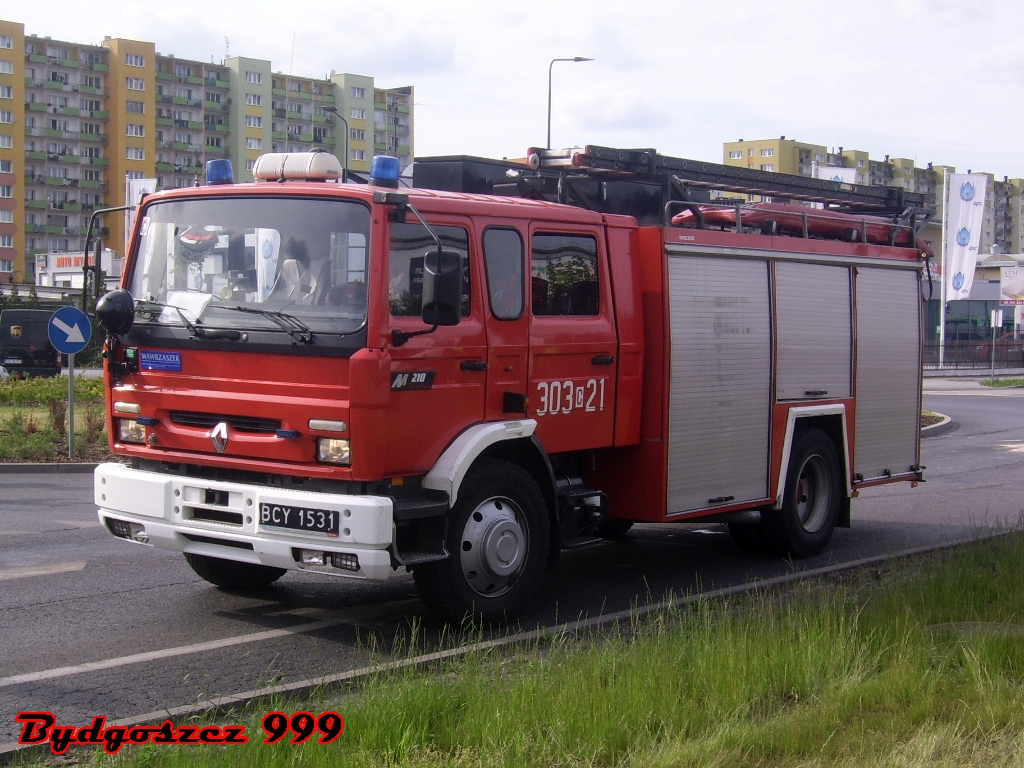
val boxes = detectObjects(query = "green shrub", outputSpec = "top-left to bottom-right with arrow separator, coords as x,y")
0,375 -> 103,406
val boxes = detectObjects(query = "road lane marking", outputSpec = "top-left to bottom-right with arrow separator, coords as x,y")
0,562 -> 86,581
0,598 -> 421,689
0,618 -> 347,689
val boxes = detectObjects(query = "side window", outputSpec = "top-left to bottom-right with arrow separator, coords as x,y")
530,233 -> 599,316
483,228 -> 524,320
389,222 -> 470,317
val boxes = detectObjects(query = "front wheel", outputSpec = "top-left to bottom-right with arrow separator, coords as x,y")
763,428 -> 842,558
184,553 -> 286,590
413,460 -> 550,624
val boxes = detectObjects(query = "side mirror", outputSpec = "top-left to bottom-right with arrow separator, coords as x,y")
95,289 -> 135,335
421,249 -> 463,327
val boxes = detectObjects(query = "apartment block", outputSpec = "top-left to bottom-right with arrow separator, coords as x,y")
0,18 -> 415,284
723,136 -> 1024,258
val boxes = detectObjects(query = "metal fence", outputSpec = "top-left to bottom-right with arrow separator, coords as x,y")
924,339 -> 1024,370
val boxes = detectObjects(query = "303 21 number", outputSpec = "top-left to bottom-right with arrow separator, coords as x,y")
535,378 -> 606,416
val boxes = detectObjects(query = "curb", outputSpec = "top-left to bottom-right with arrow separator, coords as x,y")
0,463 -> 98,474
921,413 -> 956,438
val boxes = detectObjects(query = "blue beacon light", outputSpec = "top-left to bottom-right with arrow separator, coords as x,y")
370,155 -> 400,188
206,159 -> 234,185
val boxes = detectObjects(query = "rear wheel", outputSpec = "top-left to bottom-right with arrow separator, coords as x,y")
184,553 -> 286,590
413,460 -> 550,624
763,428 -> 842,558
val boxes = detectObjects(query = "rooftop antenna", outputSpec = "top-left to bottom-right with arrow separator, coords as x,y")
289,32 -> 295,76
224,37 -> 229,60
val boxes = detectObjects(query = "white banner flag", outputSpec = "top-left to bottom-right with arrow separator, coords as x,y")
813,165 -> 857,184
945,173 -> 988,300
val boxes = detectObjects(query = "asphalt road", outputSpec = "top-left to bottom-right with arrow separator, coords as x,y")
1,376 -> 1021,748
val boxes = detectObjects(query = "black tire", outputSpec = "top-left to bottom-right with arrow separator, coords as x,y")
763,428 -> 842,558
597,518 -> 634,539
184,553 -> 286,590
413,459 -> 550,624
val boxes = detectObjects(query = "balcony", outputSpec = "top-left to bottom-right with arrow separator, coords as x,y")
25,151 -> 46,161
272,131 -> 286,141
85,62 -> 109,72
157,71 -> 173,81
79,179 -> 105,190
155,162 -> 173,172
27,53 -> 47,64
45,177 -> 78,187
26,102 -> 46,112
26,200 -> 47,209
24,224 -> 46,234
188,121 -> 203,130
156,117 -> 173,127
187,76 -> 204,86
87,110 -> 109,120
80,157 -> 108,167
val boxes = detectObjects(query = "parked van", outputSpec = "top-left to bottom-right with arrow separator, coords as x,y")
0,309 -> 61,377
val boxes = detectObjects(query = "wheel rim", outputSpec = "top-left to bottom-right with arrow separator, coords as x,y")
459,496 -> 528,598
794,454 -> 831,533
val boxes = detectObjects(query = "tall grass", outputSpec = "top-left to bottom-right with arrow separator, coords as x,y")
22,532 -> 1024,768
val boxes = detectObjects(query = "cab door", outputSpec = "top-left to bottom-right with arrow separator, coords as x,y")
480,225 -> 530,421
527,227 -> 618,453
384,218 -> 487,475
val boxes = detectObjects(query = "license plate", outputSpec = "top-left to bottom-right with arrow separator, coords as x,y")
259,502 -> 339,536
2,358 -> 20,365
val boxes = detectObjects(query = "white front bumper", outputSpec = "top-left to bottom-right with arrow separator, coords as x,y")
94,462 -> 397,581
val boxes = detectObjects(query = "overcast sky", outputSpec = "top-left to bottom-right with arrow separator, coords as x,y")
13,0 -> 1024,178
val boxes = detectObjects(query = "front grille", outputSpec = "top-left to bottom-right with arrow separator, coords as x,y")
170,411 -> 281,434
188,507 -> 244,526
182,533 -> 253,550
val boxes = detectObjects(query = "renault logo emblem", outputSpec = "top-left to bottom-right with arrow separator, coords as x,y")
211,422 -> 229,453
10,325 -> 22,339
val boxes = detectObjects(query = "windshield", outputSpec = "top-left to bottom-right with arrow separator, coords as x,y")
128,196 -> 371,338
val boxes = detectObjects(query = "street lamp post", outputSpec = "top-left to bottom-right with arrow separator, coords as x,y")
322,106 -> 348,182
547,56 -> 593,149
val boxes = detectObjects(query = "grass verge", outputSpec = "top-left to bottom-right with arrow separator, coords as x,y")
0,376 -> 109,461
15,530 -> 1024,768
981,377 -> 1024,388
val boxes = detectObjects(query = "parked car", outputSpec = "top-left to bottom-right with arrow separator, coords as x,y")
973,332 -> 1023,363
0,364 -> 8,382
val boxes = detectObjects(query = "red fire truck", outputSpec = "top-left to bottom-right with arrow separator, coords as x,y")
93,146 -> 930,622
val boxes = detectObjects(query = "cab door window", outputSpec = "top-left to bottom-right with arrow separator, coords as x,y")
484,227 -> 524,320
530,233 -> 599,316
388,222 -> 470,317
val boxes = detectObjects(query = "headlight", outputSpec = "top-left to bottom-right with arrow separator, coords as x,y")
317,438 -> 351,465
118,418 -> 147,444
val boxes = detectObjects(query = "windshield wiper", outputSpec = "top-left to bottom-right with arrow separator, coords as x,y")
135,299 -> 243,341
219,306 -> 314,344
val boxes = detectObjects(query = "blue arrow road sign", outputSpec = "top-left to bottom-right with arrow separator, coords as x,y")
48,306 -> 92,355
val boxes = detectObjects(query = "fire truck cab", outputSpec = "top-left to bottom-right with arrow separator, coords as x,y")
93,148 -> 929,622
